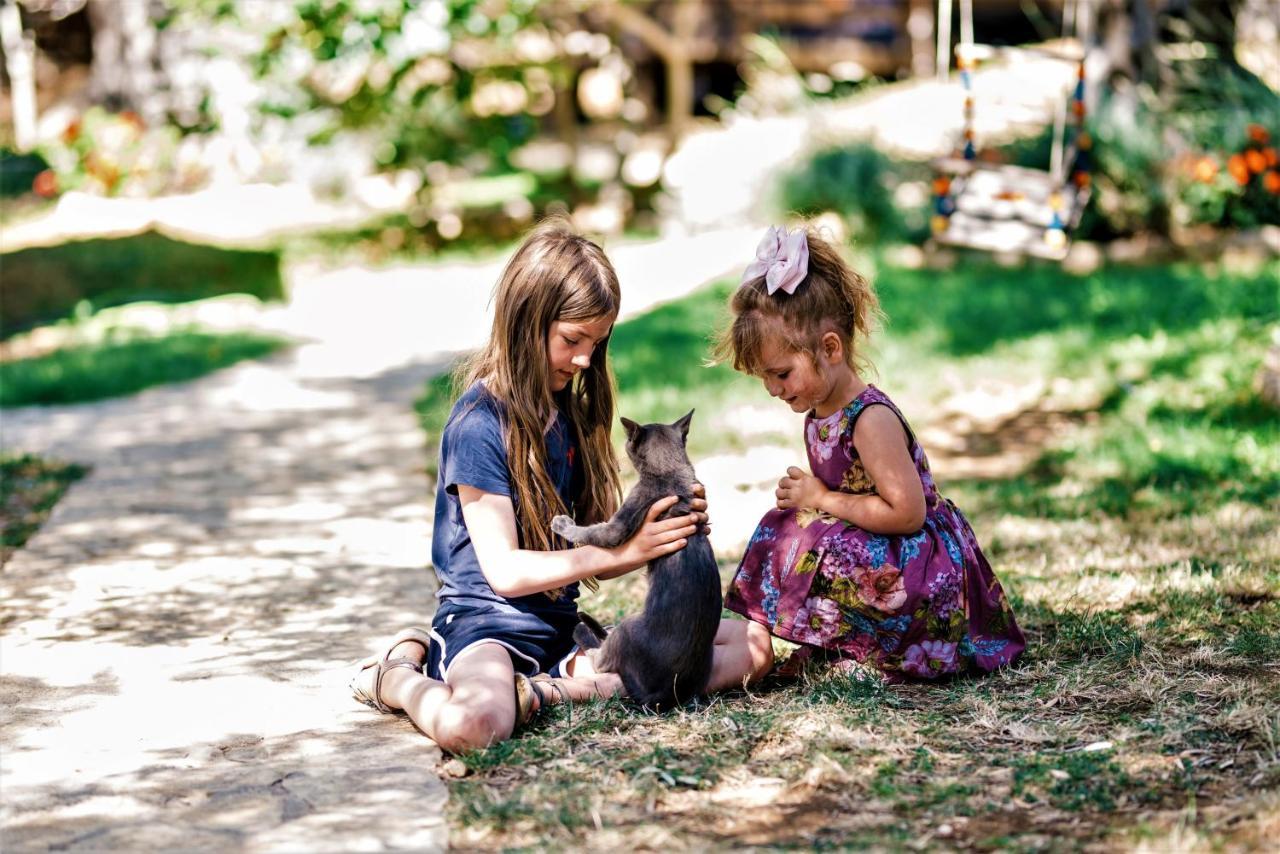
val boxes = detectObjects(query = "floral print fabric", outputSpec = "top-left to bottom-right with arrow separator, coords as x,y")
725,386 -> 1025,681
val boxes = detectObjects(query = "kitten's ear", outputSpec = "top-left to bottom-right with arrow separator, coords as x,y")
620,417 -> 642,443
673,409 -> 694,444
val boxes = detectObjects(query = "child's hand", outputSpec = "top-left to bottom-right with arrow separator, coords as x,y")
691,481 -> 711,535
614,495 -> 698,571
776,466 -> 828,511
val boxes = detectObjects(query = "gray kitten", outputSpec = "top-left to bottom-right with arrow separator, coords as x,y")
551,410 -> 722,710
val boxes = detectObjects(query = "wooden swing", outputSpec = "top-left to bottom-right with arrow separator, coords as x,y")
929,0 -> 1096,260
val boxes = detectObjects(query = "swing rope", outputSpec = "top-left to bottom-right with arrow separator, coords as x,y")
930,0 -> 1094,254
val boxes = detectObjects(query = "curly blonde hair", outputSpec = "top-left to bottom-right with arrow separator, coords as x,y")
714,228 -> 882,375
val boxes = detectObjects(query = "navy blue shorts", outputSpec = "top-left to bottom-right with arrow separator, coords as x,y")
425,600 -> 581,681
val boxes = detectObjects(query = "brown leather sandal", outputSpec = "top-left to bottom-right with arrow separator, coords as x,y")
350,627 -> 432,713
514,673 -> 568,727
514,673 -> 546,726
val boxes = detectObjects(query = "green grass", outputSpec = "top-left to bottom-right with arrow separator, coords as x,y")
0,327 -> 288,406
1,453 -> 87,563
422,254 -> 1280,850
1,231 -> 284,338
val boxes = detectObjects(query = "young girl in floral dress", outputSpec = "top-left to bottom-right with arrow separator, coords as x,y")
717,226 -> 1025,681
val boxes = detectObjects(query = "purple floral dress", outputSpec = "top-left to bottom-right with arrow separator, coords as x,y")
725,385 -> 1025,681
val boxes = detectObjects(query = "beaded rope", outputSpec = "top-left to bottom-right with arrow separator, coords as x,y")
1046,57 -> 1090,249
931,43 -> 973,236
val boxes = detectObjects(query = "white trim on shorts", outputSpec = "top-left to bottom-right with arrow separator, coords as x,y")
431,624 -> 541,682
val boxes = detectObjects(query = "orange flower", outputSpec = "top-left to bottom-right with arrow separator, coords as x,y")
1192,157 -> 1217,183
32,169 -> 58,198
1247,124 -> 1270,145
1245,149 -> 1267,175
1228,154 -> 1250,185
119,110 -> 145,130
1265,171 -> 1280,194
61,119 -> 81,145
1265,148 -> 1278,168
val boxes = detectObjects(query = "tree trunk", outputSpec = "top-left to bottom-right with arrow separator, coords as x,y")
1,0 -> 38,151
87,0 -> 162,121
594,0 -> 697,143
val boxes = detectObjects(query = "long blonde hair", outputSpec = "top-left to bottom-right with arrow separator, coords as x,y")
714,227 -> 882,376
457,217 -> 623,568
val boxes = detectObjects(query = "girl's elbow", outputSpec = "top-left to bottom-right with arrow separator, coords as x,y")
893,500 -> 927,534
489,580 -> 520,597
480,568 -> 523,598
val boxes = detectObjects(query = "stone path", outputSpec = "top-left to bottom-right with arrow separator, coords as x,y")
0,225 -> 763,851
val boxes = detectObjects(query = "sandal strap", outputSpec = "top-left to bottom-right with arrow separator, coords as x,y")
514,673 -> 548,727
371,658 -> 422,713
355,628 -> 431,715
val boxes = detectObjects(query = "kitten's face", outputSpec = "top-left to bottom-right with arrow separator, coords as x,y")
621,411 -> 694,474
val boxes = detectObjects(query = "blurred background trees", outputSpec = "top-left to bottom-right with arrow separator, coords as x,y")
1,0 -> 1276,247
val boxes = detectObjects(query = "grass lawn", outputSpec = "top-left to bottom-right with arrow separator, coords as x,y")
418,254 -> 1279,849
0,326 -> 288,407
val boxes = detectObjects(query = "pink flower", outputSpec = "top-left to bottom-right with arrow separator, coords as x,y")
790,596 -> 843,644
853,564 -> 907,612
901,640 -> 959,678
806,417 -> 843,463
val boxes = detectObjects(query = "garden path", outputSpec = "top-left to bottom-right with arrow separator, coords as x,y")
0,224 -> 763,851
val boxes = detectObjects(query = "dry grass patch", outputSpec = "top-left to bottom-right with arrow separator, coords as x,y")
440,504 -> 1279,850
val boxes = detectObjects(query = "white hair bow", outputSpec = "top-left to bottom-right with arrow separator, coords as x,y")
742,226 -> 809,295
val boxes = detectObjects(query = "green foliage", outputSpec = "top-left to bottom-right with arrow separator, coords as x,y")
778,144 -> 911,242
0,232 -> 284,338
1001,63 -> 1280,237
0,148 -> 50,198
34,107 -> 192,198
256,0 -> 584,176
607,279 -> 760,430
0,329 -> 287,406
0,454 -> 88,554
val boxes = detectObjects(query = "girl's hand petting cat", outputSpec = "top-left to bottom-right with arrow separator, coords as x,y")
613,495 -> 700,571
692,481 -> 711,535
776,466 -> 829,511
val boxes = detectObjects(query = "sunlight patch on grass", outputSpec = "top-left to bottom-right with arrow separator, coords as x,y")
0,327 -> 288,407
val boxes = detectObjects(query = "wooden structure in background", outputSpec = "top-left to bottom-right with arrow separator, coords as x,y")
930,0 -> 1094,259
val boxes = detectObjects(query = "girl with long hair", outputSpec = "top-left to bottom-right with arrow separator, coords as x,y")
352,219 -> 773,752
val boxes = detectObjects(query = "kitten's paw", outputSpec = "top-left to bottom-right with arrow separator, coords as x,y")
551,515 -> 576,539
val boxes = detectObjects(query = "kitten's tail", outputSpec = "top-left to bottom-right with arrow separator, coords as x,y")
574,611 -> 609,650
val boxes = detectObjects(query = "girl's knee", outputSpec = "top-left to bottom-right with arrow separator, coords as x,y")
746,622 -> 775,682
433,701 -> 514,753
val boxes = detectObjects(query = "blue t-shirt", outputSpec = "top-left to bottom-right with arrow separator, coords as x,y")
431,382 -> 580,620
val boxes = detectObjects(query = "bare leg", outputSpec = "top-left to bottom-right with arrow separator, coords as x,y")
377,642 -> 517,753
706,619 -> 774,693
363,639 -> 623,753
